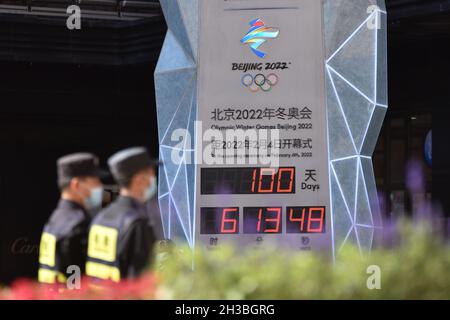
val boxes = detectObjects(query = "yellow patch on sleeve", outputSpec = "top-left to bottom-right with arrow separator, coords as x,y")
85,261 -> 121,282
38,268 -> 66,284
39,232 -> 56,267
88,225 -> 119,262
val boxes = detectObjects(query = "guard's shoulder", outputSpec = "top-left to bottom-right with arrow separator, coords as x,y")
47,206 -> 89,236
91,199 -> 148,231
91,201 -> 120,224
120,207 -> 149,235
91,200 -> 136,225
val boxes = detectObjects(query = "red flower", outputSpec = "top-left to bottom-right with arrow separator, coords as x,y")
1,272 -> 158,300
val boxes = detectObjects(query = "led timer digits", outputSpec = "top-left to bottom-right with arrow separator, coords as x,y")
201,167 -> 295,195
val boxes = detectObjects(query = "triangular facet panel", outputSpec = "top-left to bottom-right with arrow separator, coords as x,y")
324,0 -> 380,58
355,162 -> 374,226
177,0 -> 199,60
155,30 -> 195,74
360,106 -> 387,156
326,69 -> 358,160
339,227 -> 358,253
169,196 -> 191,246
155,69 -> 196,141
160,0 -> 195,59
332,158 -> 358,218
355,225 -> 374,251
161,77 -> 196,147
376,12 -> 388,106
171,162 -> 192,242
330,170 -> 353,252
328,16 -> 377,102
376,0 -> 387,11
331,70 -> 376,151
158,195 -> 170,239
158,165 -> 170,197
360,157 -> 382,228
185,154 -> 196,240
187,72 -> 198,138
160,146 -> 182,191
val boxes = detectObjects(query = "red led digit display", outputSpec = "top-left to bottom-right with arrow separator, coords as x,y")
286,207 -> 326,233
201,167 -> 295,195
277,167 -> 295,193
244,207 -> 282,234
200,207 -> 326,235
289,207 -> 306,231
200,207 -> 239,235
221,208 -> 238,233
307,207 -> 325,233
258,168 -> 276,193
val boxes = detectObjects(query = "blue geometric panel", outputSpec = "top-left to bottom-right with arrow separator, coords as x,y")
160,0 -> 197,60
156,30 -> 195,74
329,69 -> 376,152
360,156 -> 383,228
327,16 -> 377,103
360,106 -> 387,156
376,11 -> 388,106
155,69 -> 196,143
326,69 -> 358,160
355,225 -> 374,252
158,194 -> 170,239
330,169 -> 353,251
325,0 -> 387,256
155,0 -> 199,249
355,162 -> 374,227
169,195 -> 191,244
339,226 -> 359,253
332,158 -> 358,219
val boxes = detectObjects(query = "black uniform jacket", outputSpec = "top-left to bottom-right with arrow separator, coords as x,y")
40,199 -> 90,275
90,196 -> 156,279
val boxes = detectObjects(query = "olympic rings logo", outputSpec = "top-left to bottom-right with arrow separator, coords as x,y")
241,73 -> 279,92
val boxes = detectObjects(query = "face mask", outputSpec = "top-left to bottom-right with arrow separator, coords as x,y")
85,187 -> 103,210
143,176 -> 157,202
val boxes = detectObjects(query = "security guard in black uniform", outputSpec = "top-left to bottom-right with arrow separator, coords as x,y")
38,153 -> 104,284
86,147 -> 157,282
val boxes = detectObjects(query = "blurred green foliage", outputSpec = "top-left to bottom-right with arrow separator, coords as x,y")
155,220 -> 450,300
1,219 -> 448,300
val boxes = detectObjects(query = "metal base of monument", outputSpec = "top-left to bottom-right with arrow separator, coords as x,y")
155,0 -> 387,258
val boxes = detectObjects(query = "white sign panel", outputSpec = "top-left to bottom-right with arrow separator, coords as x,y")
196,0 -> 331,252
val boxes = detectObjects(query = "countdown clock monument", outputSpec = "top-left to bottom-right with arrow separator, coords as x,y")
155,0 -> 388,257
